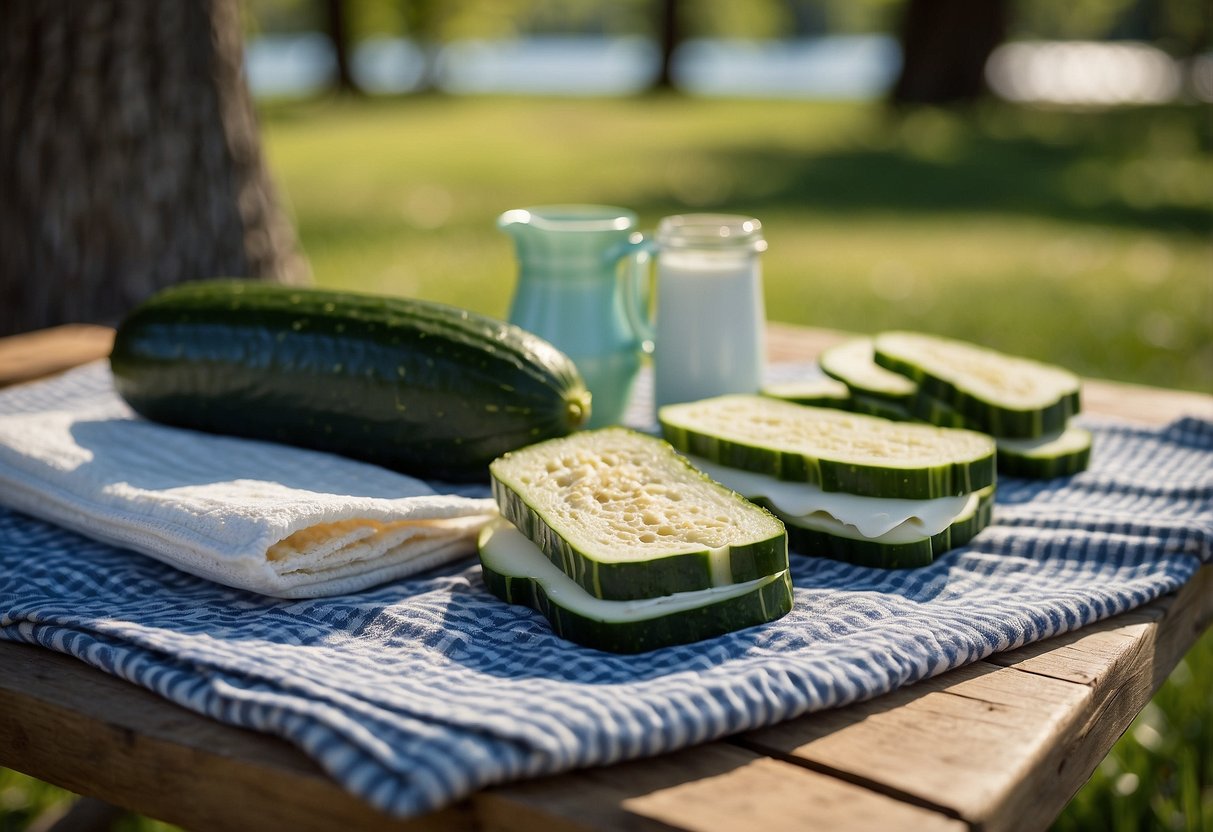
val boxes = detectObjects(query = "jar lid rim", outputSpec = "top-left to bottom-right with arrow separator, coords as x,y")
656,214 -> 766,250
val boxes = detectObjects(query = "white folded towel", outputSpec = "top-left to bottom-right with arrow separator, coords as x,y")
0,362 -> 498,598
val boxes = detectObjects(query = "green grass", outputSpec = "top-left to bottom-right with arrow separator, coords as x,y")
261,95 -> 1211,393
3,94 -> 1209,830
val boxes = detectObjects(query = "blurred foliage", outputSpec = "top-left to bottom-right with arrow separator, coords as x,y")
1015,0 -> 1211,51
245,0 -> 1209,52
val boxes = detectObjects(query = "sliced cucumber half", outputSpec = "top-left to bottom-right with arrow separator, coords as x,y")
489,428 -> 788,601
849,394 -> 914,422
659,395 -> 996,500
873,331 -> 1081,439
839,389 -> 1089,479
996,425 -> 1092,478
819,338 -> 917,403
479,520 -> 794,653
905,392 -> 971,429
761,377 -> 852,409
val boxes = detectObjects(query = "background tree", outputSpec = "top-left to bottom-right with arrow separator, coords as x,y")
323,0 -> 362,94
654,0 -> 683,90
0,0 -> 308,337
890,0 -> 1011,105
402,0 -> 446,93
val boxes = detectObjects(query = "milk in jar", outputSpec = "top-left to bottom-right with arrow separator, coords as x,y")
652,215 -> 767,410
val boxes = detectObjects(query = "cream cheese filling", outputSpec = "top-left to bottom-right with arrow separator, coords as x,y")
688,455 -> 975,540
480,520 -> 783,622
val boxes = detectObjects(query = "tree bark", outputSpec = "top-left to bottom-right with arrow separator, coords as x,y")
0,0 -> 308,337
654,0 -> 681,90
323,0 -> 361,95
890,0 -> 1010,106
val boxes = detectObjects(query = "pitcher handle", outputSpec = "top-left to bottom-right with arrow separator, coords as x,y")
609,233 -> 657,355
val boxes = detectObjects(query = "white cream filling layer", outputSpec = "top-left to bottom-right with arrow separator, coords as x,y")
688,455 -> 974,540
783,492 -> 984,543
479,520 -> 783,623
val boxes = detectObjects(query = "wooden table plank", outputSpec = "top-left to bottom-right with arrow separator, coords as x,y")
737,566 -> 1212,832
0,643 -> 466,832
482,745 -> 966,832
1,323 -> 1210,832
0,639 -> 963,832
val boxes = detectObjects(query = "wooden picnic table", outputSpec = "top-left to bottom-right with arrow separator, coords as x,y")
1,322 -> 1210,832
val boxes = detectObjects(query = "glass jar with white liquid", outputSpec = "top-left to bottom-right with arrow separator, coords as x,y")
646,214 -> 768,411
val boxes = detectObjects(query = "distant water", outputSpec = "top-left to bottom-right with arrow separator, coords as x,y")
246,34 -> 901,99
245,34 -> 1200,103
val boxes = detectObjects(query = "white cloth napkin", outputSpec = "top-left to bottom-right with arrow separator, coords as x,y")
0,362 -> 498,598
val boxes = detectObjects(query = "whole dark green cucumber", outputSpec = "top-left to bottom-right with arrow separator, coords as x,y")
110,280 -> 592,482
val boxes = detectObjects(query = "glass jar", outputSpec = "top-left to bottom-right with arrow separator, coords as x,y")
650,214 -> 767,410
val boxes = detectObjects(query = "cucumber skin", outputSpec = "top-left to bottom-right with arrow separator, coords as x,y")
998,433 -> 1092,479
761,487 -> 996,569
491,466 -> 789,602
480,565 -> 794,654
109,280 -> 591,483
767,394 -> 852,409
850,391 -> 1091,479
660,418 -> 997,501
839,383 -> 1096,480
761,388 -> 853,410
848,394 -> 915,422
873,347 -> 1080,439
819,341 -> 916,404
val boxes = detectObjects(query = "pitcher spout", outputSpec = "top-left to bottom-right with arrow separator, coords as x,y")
496,208 -> 534,237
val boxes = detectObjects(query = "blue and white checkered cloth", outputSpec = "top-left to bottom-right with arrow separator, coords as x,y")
2,368 -> 1211,817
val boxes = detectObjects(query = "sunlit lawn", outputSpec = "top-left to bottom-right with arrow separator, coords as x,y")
265,94 -> 1211,393
2,94 -> 1209,831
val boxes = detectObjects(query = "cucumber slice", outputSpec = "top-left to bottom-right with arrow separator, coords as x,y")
845,388 -> 1089,479
851,392 -> 973,431
815,335 -> 1089,478
659,395 -> 996,500
489,428 -> 788,601
873,331 -> 1081,439
819,338 -> 917,404
849,394 -> 914,421
996,425 -> 1092,478
905,392 -> 971,429
478,520 -> 794,653
761,486 -> 996,569
761,377 -> 852,409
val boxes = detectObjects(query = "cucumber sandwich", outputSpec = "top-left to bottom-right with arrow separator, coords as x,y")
480,428 -> 793,653
660,395 -> 997,569
802,334 -> 1091,479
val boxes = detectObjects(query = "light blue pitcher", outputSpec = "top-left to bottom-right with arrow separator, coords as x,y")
498,205 -> 648,428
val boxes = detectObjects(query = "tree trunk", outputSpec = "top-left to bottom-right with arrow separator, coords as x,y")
323,0 -> 361,95
890,0 -> 1010,106
0,0 -> 309,337
654,0 -> 681,90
